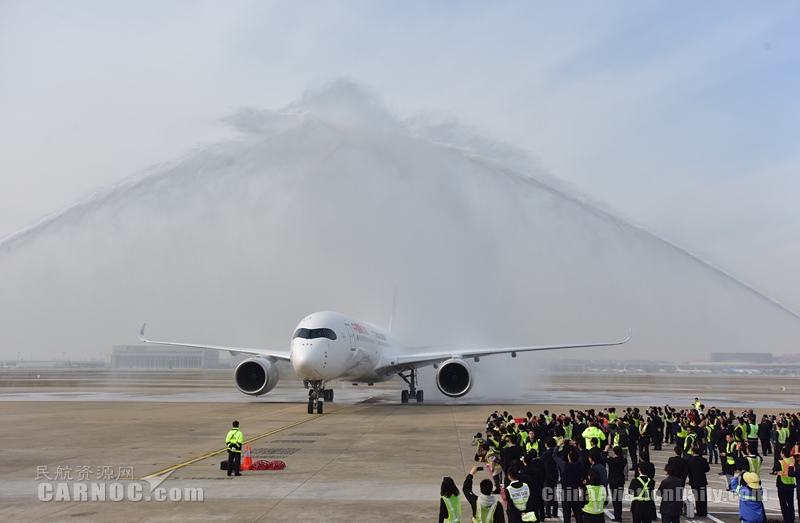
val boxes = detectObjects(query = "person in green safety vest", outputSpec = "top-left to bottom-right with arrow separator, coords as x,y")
582,468 -> 607,523
463,465 -> 505,523
720,433 -> 737,490
683,426 -> 698,457
736,442 -> 763,476
484,442 -> 503,494
774,447 -> 796,523
582,421 -> 606,450
439,476 -> 463,523
628,462 -> 656,523
225,420 -> 243,476
745,415 -> 760,456
774,421 -> 790,471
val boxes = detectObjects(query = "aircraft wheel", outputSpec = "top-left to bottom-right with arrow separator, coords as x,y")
307,399 -> 314,414
317,400 -> 324,414
328,390 -> 334,402
416,390 -> 424,403
401,390 -> 409,403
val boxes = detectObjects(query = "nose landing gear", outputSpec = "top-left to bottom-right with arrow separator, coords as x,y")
398,368 -> 424,403
307,381 -> 328,414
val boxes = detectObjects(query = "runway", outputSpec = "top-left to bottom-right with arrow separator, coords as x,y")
0,370 -> 796,522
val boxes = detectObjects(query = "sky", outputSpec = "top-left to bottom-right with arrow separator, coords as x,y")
1,1 -> 799,360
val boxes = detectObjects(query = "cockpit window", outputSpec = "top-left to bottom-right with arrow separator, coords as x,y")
292,328 -> 337,340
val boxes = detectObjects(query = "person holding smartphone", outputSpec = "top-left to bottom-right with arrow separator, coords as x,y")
463,465 -> 505,523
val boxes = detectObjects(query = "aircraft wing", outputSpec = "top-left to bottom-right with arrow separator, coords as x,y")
138,324 -> 291,361
379,327 -> 631,371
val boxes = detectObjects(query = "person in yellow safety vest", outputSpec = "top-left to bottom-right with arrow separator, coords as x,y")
582,421 -> 606,450
746,415 -> 760,455
736,442 -> 763,476
582,468 -> 607,523
544,410 -> 552,424
775,422 -> 790,471
733,417 -> 747,443
774,447 -> 796,523
439,476 -> 463,523
720,434 -> 738,490
225,420 -> 243,476
462,466 -> 505,523
608,408 -> 618,422
694,398 -> 701,411
628,463 -> 656,523
683,426 -> 698,456
504,466 -> 537,523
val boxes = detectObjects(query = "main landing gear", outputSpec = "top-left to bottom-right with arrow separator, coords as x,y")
398,368 -> 424,403
306,381 -> 332,414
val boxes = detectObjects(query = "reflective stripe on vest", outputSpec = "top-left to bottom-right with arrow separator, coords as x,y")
726,442 -> 736,465
583,485 -> 606,514
472,501 -> 499,523
736,484 -> 761,501
745,456 -> 762,475
507,483 -> 531,512
442,494 -> 462,523
632,477 -> 652,501
684,434 -> 697,452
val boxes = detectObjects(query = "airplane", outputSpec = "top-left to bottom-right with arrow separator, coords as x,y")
139,311 -> 631,414
674,366 -> 712,374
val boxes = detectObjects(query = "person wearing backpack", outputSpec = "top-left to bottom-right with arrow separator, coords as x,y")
463,466 -> 505,523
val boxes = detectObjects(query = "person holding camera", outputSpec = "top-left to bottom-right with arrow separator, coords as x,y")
463,465 -> 505,523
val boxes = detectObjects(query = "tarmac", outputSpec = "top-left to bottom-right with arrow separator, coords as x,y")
0,370 -> 796,522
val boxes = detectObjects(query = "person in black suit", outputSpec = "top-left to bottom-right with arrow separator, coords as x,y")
657,463 -> 684,523
668,446 -> 688,484
603,445 -> 628,522
686,447 -> 710,517
501,434 -> 525,477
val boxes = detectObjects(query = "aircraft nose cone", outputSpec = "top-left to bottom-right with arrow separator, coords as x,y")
291,342 -> 325,380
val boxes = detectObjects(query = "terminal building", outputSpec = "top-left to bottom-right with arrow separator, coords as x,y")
111,345 -> 219,369
710,352 -> 773,364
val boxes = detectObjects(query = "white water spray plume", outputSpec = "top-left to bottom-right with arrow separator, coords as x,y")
1,80 -> 798,401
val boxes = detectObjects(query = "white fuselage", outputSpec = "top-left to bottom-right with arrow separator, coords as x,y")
289,311 -> 399,383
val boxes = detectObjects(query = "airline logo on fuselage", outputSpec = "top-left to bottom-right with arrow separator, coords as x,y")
351,323 -> 369,335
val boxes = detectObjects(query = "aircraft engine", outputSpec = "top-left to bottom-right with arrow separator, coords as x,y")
234,357 -> 279,396
436,358 -> 473,398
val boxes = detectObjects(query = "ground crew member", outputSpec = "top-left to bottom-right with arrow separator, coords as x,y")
225,420 -> 243,476
463,466 -> 505,523
439,476 -> 462,523
746,415 -> 760,455
628,463 -> 656,523
737,442 -> 763,476
731,472 -> 765,523
683,426 -> 698,457
774,447 -> 796,523
582,468 -> 606,523
775,421 -> 790,470
734,417 -> 747,444
582,421 -> 606,450
505,466 -> 537,523
720,433 -> 737,489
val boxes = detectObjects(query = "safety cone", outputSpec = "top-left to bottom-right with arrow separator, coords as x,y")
241,445 -> 253,471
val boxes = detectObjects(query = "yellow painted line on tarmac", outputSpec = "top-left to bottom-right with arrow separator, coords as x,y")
142,405 -> 347,479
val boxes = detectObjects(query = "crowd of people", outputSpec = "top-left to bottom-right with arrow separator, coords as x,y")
439,401 -> 800,523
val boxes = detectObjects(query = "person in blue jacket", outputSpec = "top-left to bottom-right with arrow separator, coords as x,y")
730,471 -> 765,523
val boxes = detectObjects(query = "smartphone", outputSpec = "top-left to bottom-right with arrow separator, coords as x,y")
476,466 -> 484,471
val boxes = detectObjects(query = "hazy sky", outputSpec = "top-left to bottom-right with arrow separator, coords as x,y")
2,1 -> 799,313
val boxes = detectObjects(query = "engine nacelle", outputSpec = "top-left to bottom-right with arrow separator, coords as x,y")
234,357 -> 279,396
436,358 -> 473,398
